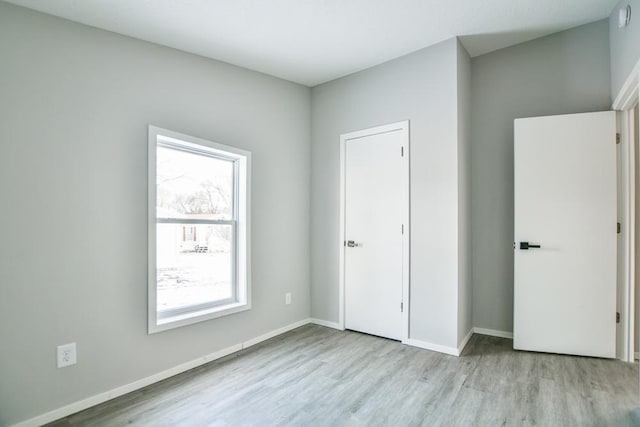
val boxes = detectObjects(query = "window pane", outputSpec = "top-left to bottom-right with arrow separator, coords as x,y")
156,146 -> 234,220
156,223 -> 233,312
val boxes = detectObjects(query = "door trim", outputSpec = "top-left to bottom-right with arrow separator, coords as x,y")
617,106 -> 638,362
338,120 -> 410,342
616,108 -> 636,362
613,61 -> 639,362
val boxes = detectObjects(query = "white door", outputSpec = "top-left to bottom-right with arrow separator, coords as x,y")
342,122 -> 409,341
514,111 -> 617,358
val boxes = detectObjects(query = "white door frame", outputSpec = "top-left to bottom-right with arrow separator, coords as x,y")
338,120 -> 410,342
613,59 -> 639,363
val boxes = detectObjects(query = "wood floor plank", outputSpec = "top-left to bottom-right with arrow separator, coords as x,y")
46,325 -> 639,426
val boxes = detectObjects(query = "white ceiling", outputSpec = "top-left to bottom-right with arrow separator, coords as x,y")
5,0 -> 618,86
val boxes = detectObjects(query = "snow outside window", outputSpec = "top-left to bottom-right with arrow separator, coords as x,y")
148,126 -> 251,333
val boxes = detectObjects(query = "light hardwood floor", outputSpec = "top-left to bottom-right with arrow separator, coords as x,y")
48,324 -> 639,426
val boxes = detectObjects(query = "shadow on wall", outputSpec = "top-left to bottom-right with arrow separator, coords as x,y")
459,26 -> 578,56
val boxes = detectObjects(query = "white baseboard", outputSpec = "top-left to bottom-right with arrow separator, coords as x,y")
403,338 -> 460,356
404,328 -> 510,357
403,329 -> 473,357
309,318 -> 342,330
242,318 -> 310,348
473,327 -> 513,339
13,318 -> 313,427
457,328 -> 474,355
310,319 -> 469,358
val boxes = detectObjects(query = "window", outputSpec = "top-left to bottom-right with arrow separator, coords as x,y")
148,126 -> 250,333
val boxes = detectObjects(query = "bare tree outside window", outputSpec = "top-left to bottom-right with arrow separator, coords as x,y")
155,145 -> 235,312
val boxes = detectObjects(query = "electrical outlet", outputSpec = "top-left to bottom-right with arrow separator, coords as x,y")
285,292 -> 292,305
57,343 -> 77,368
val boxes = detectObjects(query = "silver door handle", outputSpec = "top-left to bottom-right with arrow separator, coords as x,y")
346,240 -> 360,247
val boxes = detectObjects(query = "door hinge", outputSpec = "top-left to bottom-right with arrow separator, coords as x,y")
401,302 -> 404,312
616,133 -> 621,144
616,312 -> 620,323
402,224 -> 404,234
617,222 -> 621,234
401,146 -> 404,157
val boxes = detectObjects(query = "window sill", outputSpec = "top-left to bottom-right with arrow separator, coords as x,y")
149,301 -> 250,334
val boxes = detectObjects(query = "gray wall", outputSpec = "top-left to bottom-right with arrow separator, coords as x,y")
471,20 -> 612,333
311,38 -> 468,349
457,41 -> 473,345
609,0 -> 640,100
0,3 -> 311,425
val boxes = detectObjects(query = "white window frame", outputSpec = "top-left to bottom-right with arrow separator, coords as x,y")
148,125 -> 251,334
